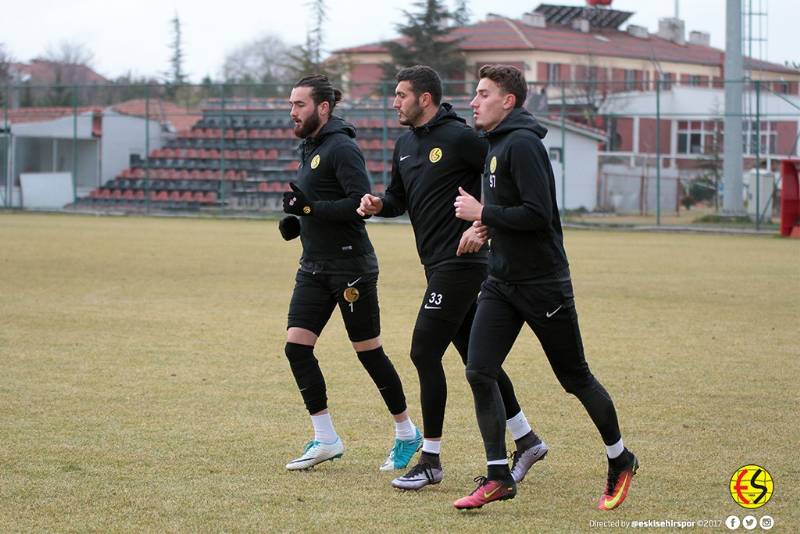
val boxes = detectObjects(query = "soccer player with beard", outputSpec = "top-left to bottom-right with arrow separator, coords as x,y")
358,66 -> 548,491
452,65 -> 637,510
279,75 -> 420,472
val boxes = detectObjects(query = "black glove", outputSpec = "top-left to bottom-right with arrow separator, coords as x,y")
278,215 -> 300,241
283,182 -> 313,216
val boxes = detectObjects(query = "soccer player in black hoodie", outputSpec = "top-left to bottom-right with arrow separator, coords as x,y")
358,66 -> 547,490
452,65 -> 637,510
280,75 -> 420,472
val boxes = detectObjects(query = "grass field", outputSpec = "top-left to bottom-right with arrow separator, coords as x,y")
1,212 -> 798,533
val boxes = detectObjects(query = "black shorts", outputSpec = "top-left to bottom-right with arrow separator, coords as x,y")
287,270 -> 381,342
416,263 -> 487,326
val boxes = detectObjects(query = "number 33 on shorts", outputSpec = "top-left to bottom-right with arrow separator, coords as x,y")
424,292 -> 444,310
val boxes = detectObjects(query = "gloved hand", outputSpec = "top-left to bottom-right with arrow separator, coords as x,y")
278,215 -> 300,241
283,182 -> 313,216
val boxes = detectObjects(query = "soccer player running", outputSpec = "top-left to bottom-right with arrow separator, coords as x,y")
358,65 -> 547,490
279,75 -> 420,472
452,65 -> 638,510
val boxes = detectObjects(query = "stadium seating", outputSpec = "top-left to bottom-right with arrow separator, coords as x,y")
73,100 -> 400,211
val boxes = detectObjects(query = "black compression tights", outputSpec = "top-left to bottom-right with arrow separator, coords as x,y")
411,306 -> 522,439
466,287 -> 622,462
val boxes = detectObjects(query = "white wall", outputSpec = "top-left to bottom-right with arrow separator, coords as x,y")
101,112 -> 164,184
540,126 -> 601,211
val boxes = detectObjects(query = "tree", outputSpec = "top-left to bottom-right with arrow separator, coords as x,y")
452,0 -> 471,26
0,44 -> 11,107
42,40 -> 96,106
381,0 -> 465,88
166,13 -> 187,96
694,120 -> 724,211
110,71 -> 162,103
221,34 -> 292,92
285,0 -> 346,83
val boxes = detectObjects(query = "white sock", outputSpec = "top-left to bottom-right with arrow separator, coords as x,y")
311,413 -> 338,443
605,438 -> 624,459
487,459 -> 508,466
506,411 -> 532,441
422,439 -> 441,455
395,417 -> 416,440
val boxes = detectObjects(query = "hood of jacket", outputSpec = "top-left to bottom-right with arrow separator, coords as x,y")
485,107 -> 547,139
411,102 -> 465,133
302,115 -> 357,151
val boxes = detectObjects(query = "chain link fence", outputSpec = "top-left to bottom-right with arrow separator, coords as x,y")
2,79 -> 798,229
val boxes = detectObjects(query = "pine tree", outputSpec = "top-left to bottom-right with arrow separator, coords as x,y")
382,0 -> 465,82
286,0 -> 345,83
167,13 -> 187,94
452,0 -> 471,26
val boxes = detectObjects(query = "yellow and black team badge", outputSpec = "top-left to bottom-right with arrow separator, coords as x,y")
490,156 -> 497,173
343,287 -> 360,303
310,154 -> 321,169
429,147 -> 443,163
303,205 -> 311,215
730,464 -> 773,508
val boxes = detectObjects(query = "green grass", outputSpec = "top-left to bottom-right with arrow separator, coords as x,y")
1,212 -> 798,532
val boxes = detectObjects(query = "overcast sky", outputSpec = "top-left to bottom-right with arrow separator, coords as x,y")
2,0 -> 797,82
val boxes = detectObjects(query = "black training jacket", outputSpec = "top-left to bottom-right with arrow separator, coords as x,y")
380,103 -> 489,268
481,108 -> 569,282
295,116 -> 375,264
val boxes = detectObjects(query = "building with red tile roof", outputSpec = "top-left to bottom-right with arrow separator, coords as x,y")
333,3 -> 800,98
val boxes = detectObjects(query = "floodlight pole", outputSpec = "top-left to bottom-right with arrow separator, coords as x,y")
723,0 -> 745,215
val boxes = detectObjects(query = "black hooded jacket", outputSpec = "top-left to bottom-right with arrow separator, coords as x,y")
380,103 -> 489,268
480,108 -> 569,282
295,115 -> 376,272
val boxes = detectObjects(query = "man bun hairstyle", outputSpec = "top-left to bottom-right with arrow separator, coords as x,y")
295,74 -> 343,111
478,64 -> 528,108
396,65 -> 443,106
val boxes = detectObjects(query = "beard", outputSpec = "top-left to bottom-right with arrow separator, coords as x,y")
398,99 -> 424,126
294,109 -> 322,138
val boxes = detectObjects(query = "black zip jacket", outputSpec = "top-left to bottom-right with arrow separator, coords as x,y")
295,116 -> 375,266
380,103 -> 489,268
481,108 -> 569,282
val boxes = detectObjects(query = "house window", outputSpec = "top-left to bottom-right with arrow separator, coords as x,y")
742,121 -> 777,155
689,75 -> 702,87
549,147 -> 562,163
548,63 -> 561,82
677,120 -> 715,154
624,69 -> 636,90
658,72 -> 673,90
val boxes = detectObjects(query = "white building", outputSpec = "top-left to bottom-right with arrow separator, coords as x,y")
2,108 -> 166,208
537,116 -> 606,211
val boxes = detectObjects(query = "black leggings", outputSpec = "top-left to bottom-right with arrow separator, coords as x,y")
410,265 -> 521,439
466,278 -> 621,461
